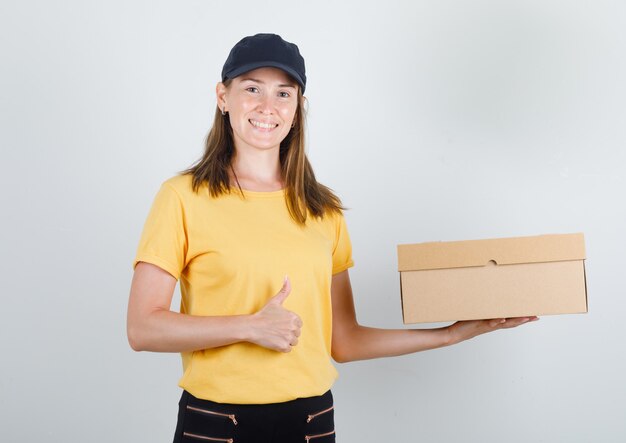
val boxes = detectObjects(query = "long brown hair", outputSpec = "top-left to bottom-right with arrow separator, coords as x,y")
181,78 -> 345,225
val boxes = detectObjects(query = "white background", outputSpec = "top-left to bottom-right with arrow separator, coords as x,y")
1,1 -> 625,442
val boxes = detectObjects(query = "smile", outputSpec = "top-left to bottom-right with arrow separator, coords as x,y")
249,119 -> 279,130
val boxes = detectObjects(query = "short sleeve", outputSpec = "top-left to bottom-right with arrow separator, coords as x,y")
332,212 -> 354,275
133,183 -> 188,280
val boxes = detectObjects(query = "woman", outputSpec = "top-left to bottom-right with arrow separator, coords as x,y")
127,33 -> 537,443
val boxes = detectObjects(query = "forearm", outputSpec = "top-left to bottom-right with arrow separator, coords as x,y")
329,271 -> 537,363
333,324 -> 452,363
128,309 -> 251,353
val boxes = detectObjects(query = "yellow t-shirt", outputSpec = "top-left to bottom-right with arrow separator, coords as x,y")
133,174 -> 354,404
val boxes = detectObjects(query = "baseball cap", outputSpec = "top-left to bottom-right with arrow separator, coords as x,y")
221,33 -> 307,93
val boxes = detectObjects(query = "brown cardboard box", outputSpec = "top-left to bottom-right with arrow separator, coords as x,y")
397,233 -> 587,324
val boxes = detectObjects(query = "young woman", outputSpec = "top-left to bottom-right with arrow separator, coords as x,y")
127,33 -> 537,443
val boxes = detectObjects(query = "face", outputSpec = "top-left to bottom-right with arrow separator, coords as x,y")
217,67 -> 299,153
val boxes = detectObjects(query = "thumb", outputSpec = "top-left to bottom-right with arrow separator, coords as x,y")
269,276 -> 291,305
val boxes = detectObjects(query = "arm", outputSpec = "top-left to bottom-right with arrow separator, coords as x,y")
126,262 -> 301,353
330,270 -> 537,363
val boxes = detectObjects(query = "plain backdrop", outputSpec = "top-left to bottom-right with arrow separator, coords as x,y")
1,1 -> 625,442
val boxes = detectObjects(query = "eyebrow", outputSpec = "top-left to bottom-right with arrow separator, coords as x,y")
239,77 -> 297,89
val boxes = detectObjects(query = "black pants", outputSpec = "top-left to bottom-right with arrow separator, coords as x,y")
173,390 -> 336,443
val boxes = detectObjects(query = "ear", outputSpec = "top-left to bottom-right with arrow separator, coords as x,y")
216,82 -> 227,110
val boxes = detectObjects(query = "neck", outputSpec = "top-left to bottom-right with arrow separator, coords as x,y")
230,148 -> 284,191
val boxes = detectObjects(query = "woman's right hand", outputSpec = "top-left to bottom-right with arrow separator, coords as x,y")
249,277 -> 303,353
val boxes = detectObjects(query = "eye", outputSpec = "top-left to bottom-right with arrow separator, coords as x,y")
246,87 -> 259,93
279,91 -> 291,98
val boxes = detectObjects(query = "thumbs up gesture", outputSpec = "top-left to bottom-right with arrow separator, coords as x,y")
250,276 -> 303,353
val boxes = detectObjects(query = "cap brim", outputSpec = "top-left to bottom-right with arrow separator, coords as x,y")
223,61 -> 305,93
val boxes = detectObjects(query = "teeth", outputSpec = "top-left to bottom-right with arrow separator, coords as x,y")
250,120 -> 277,129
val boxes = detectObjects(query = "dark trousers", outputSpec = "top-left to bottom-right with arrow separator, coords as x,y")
173,389 -> 336,443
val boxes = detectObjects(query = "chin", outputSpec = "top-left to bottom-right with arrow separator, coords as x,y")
246,141 -> 281,151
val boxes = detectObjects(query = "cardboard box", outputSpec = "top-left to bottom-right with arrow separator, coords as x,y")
397,233 -> 587,324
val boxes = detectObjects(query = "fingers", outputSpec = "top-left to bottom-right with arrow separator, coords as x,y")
451,315 -> 540,344
280,312 -> 302,352
489,318 -> 506,328
268,276 -> 292,306
489,316 -> 540,329
276,328 -> 300,353
502,316 -> 539,328
252,276 -> 304,353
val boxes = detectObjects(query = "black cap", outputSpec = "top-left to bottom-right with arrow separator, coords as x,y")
221,33 -> 307,93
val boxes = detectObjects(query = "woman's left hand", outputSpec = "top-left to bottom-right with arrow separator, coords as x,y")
447,316 -> 539,346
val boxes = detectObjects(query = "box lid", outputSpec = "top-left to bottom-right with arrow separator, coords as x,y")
397,233 -> 586,271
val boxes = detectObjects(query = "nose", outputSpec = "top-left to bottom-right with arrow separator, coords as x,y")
256,93 -> 275,114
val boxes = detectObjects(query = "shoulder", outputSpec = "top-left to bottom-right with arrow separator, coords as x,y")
158,174 -> 206,200
161,173 -> 193,192
147,174 -> 206,212
312,208 -> 349,234
326,207 -> 347,223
